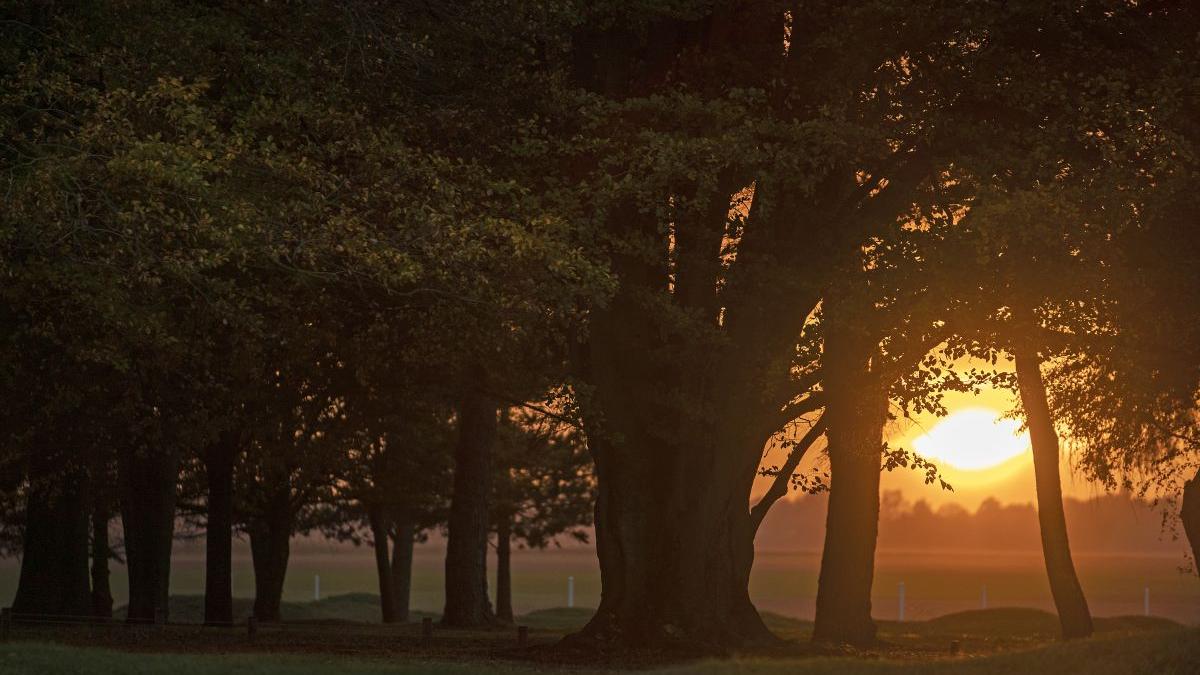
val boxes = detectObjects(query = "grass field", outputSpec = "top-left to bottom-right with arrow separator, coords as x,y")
3,545 -> 1196,624
1,605 -> 1196,674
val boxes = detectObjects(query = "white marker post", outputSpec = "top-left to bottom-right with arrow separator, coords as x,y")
898,582 -> 906,622
314,574 -> 321,602
568,576 -> 575,608
1144,586 -> 1150,617
981,585 -> 988,610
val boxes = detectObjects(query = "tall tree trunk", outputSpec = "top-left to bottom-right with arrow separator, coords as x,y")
248,491 -> 293,623
1182,467 -> 1200,580
368,503 -> 397,623
813,309 -> 887,646
570,249 -> 781,648
203,433 -> 236,626
12,464 -> 91,617
391,512 -> 415,623
495,513 -> 514,623
118,446 -> 180,624
1015,348 -> 1093,639
442,385 -> 497,627
562,5 -> 805,652
90,500 -> 113,619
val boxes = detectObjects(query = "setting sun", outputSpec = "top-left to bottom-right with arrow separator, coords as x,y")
912,408 -> 1030,471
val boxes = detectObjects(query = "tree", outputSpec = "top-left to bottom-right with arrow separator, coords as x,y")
1036,1 -> 1200,587
492,407 -> 595,623
560,1 -> 973,647
325,380 -> 453,624
1013,342 -> 1093,637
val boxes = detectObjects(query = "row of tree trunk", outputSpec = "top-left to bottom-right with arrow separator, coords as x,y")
13,382 -> 490,627
12,446 -> 172,623
11,459 -> 91,618
361,508 -> 421,624
10,372 -> 1169,642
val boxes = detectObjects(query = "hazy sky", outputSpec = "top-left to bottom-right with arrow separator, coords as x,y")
756,370 -> 1112,510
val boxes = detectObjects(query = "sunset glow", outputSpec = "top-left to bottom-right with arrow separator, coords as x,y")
912,408 -> 1030,471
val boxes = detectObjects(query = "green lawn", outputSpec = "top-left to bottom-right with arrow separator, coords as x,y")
2,627 -> 1196,675
1,600 -> 1195,675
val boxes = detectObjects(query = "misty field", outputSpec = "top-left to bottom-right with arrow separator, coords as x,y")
3,546 -> 1196,625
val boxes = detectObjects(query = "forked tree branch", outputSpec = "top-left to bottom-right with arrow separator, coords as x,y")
750,414 -> 828,534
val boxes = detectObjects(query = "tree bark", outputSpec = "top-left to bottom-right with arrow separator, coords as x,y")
442,385 -> 497,627
576,431 -> 771,649
203,433 -> 236,626
495,513 -> 514,623
391,512 -> 415,623
118,446 -> 180,624
90,500 -> 113,619
1183,467 -> 1200,579
12,464 -> 91,618
812,325 -> 888,645
569,240 -> 784,649
248,491 -> 293,622
810,290 -> 891,646
368,503 -> 397,623
1015,348 -> 1093,639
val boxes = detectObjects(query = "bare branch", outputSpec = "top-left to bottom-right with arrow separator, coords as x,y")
750,414 -> 827,534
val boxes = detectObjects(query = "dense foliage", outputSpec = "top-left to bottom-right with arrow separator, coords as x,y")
1,0 -> 1197,652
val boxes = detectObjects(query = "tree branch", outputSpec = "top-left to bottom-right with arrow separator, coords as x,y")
770,390 -> 825,436
749,414 -> 828,534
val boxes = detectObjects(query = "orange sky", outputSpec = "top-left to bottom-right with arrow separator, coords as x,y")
755,361 -> 1112,510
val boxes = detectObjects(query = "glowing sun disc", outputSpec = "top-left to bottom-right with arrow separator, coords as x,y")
912,408 -> 1030,471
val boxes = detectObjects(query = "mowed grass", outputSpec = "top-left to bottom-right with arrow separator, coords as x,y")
2,599 -> 1195,674
2,625 -> 1196,674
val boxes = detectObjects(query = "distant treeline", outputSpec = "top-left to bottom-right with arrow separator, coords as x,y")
757,493 -> 1188,557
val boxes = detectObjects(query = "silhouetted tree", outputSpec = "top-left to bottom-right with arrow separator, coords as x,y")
491,408 -> 595,622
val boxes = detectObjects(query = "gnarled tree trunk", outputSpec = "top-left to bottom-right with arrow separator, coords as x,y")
559,0 -> 840,653
203,433 -> 237,626
368,503 -> 397,623
575,429 -> 772,649
118,446 -> 181,624
391,512 -> 415,623
570,230 -> 787,648
442,386 -> 497,627
1015,348 -> 1093,639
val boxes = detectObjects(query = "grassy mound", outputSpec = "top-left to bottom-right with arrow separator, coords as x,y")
514,606 -> 595,631
921,607 -> 1064,636
921,607 -> 1180,638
